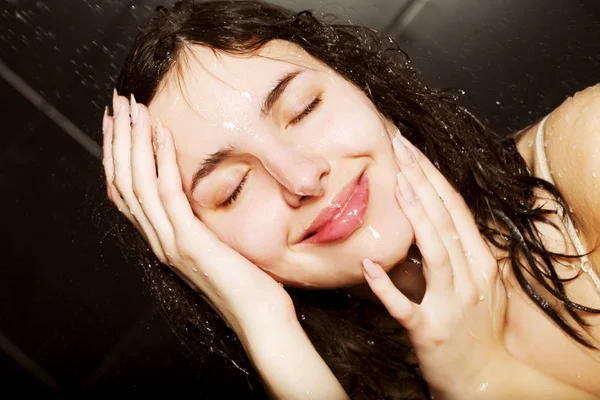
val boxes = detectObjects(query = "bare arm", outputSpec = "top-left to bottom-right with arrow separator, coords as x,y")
240,317 -> 349,400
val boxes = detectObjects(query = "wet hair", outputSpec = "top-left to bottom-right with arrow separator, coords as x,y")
111,0 -> 599,398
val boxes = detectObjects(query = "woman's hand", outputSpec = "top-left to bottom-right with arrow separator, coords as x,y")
362,135 -> 508,398
102,91 -> 348,399
103,92 -> 293,334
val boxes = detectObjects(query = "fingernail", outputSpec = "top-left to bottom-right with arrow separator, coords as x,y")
393,136 -> 414,166
400,136 -> 420,160
130,94 -> 139,124
362,259 -> 384,279
397,172 -> 416,203
102,106 -> 108,133
112,88 -> 121,117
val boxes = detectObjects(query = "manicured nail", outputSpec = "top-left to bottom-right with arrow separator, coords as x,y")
112,88 -> 121,117
393,136 -> 414,166
399,136 -> 420,160
397,172 -> 416,203
130,94 -> 139,124
362,259 -> 384,280
102,106 -> 109,133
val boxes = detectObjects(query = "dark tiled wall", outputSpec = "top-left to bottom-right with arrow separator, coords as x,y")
1,0 -> 598,397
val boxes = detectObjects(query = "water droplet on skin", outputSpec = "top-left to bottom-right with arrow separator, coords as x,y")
223,121 -> 238,131
479,382 -> 489,392
577,371 -> 582,379
593,171 -> 597,178
192,267 -> 198,272
559,135 -> 564,142
479,295 -> 485,301
278,282 -> 284,287
368,226 -> 381,240
452,234 -> 459,241
138,197 -> 143,204
204,272 -> 208,277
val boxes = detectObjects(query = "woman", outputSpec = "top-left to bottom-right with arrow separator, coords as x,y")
102,1 -> 600,398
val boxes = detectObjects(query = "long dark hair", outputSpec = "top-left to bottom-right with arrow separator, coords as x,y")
111,1 -> 599,398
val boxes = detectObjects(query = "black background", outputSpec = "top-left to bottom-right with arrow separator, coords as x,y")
1,0 -> 599,397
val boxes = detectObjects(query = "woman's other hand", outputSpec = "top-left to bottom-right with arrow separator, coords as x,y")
363,135 -> 508,398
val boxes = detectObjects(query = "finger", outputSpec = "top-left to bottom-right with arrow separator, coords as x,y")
362,259 -> 418,330
111,91 -> 165,261
102,105 -> 138,227
154,120 -> 216,260
130,95 -> 173,262
400,136 -> 498,285
154,120 -> 261,289
393,136 -> 474,294
395,172 -> 456,296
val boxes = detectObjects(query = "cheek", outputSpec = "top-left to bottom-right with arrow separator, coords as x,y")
322,96 -> 386,150
227,197 -> 289,267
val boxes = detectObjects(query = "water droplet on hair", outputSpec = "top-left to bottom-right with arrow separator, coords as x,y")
300,314 -> 306,320
495,101 -> 500,105
367,340 -> 375,346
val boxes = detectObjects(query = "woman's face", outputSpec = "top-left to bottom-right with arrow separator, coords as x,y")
148,40 -> 414,289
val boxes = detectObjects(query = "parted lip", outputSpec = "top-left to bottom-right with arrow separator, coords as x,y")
298,170 -> 365,244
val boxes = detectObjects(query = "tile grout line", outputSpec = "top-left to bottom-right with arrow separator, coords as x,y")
0,59 -> 102,160
0,329 -> 62,392
383,0 -> 431,37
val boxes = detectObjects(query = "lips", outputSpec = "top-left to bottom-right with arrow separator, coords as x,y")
300,171 -> 369,245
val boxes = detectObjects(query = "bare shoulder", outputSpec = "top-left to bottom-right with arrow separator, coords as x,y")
544,84 -> 600,242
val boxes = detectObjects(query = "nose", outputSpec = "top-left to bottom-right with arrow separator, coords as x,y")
263,149 -> 330,205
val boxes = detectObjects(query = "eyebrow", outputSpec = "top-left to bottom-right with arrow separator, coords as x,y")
260,70 -> 302,118
189,70 -> 303,193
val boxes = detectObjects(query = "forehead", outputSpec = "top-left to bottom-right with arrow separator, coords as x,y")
147,41 -> 324,186
149,40 -> 319,120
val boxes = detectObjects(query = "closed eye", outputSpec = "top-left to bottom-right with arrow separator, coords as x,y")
221,173 -> 249,208
287,97 -> 322,128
